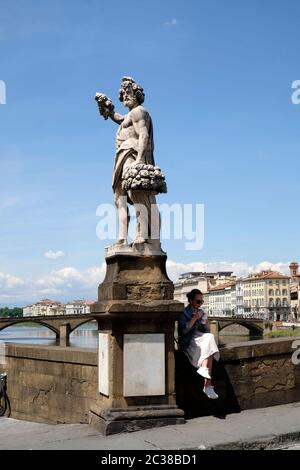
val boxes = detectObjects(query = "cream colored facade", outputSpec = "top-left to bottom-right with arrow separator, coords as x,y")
207,282 -> 236,317
174,271 -> 236,305
66,300 -> 95,315
290,262 -> 300,319
175,270 -> 292,320
23,305 -> 32,316
290,286 -> 300,319
235,280 -> 244,316
23,299 -> 66,317
243,271 -> 290,320
23,299 -> 96,317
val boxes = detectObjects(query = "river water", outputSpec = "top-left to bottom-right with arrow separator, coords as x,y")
0,323 -> 255,349
0,323 -> 99,349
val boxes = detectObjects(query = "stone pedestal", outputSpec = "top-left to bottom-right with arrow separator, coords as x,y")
89,249 -> 185,435
98,250 -> 174,302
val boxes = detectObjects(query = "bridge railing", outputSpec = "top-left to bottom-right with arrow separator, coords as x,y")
209,315 -> 264,321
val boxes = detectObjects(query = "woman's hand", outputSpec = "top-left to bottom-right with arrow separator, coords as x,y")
186,310 -> 202,330
193,310 -> 203,320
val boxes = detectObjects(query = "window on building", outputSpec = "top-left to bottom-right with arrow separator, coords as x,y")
269,289 -> 274,296
282,289 -> 287,296
276,298 -> 281,307
282,298 -> 288,307
269,298 -> 274,307
276,289 -> 280,296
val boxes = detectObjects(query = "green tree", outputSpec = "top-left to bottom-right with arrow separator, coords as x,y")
0,307 -> 23,318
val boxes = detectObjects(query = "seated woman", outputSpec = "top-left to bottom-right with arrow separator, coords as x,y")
178,289 -> 220,399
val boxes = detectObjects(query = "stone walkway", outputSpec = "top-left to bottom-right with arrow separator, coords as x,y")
1,402 -> 300,450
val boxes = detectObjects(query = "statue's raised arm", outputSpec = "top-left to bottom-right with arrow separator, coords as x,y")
95,92 -> 124,124
95,93 -> 114,120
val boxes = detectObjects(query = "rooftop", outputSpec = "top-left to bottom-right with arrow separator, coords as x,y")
209,281 -> 236,292
243,271 -> 290,282
37,299 -> 62,305
178,271 -> 234,281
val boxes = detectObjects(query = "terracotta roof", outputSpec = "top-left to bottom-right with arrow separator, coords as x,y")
209,281 -> 236,292
243,271 -> 289,282
37,299 -> 61,305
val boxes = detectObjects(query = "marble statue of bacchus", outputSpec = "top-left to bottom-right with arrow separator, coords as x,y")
95,77 -> 166,248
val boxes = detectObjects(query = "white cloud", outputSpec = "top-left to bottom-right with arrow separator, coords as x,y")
0,272 -> 25,289
39,264 -> 106,297
44,250 -> 65,260
166,260 -> 290,281
0,265 -> 103,305
0,260 -> 292,306
35,265 -> 106,297
164,18 -> 178,26
0,197 -> 19,210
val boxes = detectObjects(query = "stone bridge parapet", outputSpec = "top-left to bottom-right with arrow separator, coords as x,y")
0,315 -> 96,346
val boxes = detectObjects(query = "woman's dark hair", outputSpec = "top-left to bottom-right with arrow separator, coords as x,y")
186,289 -> 203,303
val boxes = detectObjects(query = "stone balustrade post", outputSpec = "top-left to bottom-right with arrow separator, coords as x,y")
209,320 -> 219,344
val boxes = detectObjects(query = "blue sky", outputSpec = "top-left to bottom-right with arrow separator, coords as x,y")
1,0 -> 300,305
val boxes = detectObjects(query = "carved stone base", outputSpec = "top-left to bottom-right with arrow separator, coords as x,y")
98,251 -> 174,301
105,239 -> 165,258
92,243 -> 184,435
89,405 -> 185,436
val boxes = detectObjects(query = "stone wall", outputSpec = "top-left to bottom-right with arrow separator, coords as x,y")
221,337 -> 300,410
176,336 -> 300,419
0,343 -> 99,424
1,337 -> 300,424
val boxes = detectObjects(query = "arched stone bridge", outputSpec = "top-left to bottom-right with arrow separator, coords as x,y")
209,317 -> 264,342
0,314 -> 265,346
0,315 -> 98,346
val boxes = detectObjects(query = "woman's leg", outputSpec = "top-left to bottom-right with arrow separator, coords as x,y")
202,355 -> 213,374
202,355 -> 213,387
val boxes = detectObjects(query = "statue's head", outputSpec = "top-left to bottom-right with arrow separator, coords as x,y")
119,77 -> 145,109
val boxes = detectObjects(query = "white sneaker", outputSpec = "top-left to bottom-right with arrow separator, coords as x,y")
203,385 -> 219,400
197,367 -> 211,379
